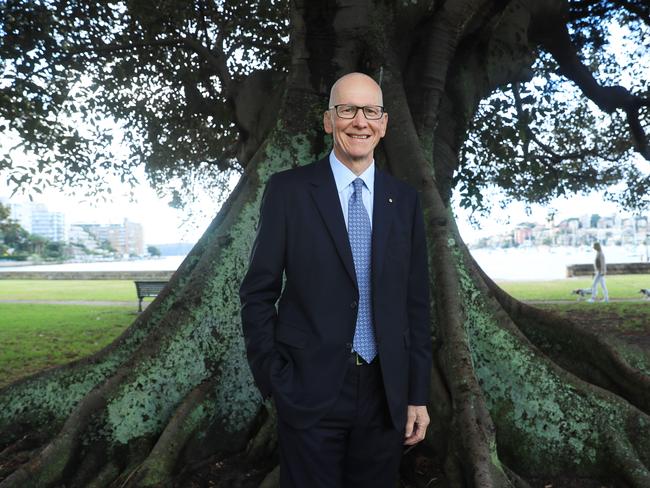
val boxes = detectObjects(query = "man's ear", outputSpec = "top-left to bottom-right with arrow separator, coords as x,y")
323,111 -> 333,134
379,113 -> 388,137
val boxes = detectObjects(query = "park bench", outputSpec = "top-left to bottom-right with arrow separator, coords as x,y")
134,280 -> 168,312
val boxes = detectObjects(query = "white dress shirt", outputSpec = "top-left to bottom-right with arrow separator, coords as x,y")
329,151 -> 374,230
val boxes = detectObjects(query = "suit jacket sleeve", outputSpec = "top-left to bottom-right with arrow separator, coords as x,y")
407,193 -> 432,405
239,174 -> 286,398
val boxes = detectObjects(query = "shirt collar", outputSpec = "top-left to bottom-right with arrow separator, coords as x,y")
329,151 -> 375,194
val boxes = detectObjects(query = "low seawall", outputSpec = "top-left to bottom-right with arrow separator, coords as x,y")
0,271 -> 174,280
566,262 -> 650,277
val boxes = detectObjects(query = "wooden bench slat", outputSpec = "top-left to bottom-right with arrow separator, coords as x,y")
134,281 -> 168,312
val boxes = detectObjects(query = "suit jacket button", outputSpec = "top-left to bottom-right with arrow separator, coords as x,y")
350,300 -> 357,308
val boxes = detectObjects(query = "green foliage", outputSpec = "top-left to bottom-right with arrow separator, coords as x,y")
456,8 -> 649,215
1,0 -> 648,215
42,241 -> 67,259
0,203 -> 31,257
147,245 -> 161,256
0,203 -> 74,260
1,0 -> 289,203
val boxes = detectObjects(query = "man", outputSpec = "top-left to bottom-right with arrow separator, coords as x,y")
240,72 -> 431,487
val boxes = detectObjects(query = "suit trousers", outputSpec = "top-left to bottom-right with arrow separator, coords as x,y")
277,355 -> 403,488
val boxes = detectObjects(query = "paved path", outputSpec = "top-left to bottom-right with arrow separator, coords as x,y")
526,298 -> 650,304
2,299 -> 647,307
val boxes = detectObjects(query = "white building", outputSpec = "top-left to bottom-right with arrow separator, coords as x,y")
0,199 -> 67,242
30,204 -> 67,241
68,225 -> 99,251
81,219 -> 144,256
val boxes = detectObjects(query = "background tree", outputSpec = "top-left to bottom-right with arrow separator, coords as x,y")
42,240 -> 68,260
26,234 -> 47,257
147,245 -> 162,257
1,1 -> 649,487
0,203 -> 30,258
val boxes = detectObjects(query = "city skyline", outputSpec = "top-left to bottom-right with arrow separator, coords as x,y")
0,182 -> 210,246
471,209 -> 650,250
3,180 -> 643,248
1,198 -> 147,256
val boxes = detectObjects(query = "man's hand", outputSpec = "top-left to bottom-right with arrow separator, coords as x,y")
404,405 -> 429,445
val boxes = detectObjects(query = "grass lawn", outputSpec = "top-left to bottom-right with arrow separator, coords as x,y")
0,280 -> 138,301
497,274 -> 650,301
3,301 -> 648,390
2,277 -> 649,390
1,276 -> 648,303
0,304 -> 134,388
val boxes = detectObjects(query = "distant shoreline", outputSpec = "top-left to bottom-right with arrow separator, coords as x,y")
0,255 -> 186,274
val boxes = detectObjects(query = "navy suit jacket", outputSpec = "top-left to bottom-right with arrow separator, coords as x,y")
240,157 -> 431,430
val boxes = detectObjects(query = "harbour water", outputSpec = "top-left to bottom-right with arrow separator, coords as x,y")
0,245 -> 648,281
0,256 -> 186,273
471,244 -> 649,281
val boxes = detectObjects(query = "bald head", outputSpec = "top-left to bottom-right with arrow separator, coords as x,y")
323,72 -> 388,174
328,72 -> 383,107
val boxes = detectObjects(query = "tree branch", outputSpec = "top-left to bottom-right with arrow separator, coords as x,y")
197,0 -> 213,50
535,19 -> 650,160
511,82 -> 601,164
69,35 -> 233,96
70,38 -> 184,56
238,37 -> 290,55
415,0 -> 492,136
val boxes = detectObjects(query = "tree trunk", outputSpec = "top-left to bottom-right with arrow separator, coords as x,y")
2,1 -> 650,487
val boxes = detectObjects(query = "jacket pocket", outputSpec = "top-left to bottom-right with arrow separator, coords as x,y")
275,323 -> 309,348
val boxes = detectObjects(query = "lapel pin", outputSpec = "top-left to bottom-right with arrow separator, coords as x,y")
388,198 -> 393,203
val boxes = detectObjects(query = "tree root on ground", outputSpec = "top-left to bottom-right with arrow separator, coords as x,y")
0,235 -> 211,449
429,197 -> 522,487
446,228 -> 650,487
472,260 -> 650,414
0,129 -> 307,488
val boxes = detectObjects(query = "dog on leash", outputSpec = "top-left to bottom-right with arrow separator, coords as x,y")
640,289 -> 650,299
571,288 -> 592,301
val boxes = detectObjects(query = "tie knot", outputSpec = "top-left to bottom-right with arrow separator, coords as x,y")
353,178 -> 364,193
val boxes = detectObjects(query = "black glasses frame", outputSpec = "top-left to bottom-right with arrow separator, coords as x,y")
329,104 -> 386,120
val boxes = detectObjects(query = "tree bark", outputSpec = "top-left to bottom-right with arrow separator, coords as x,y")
2,1 -> 650,487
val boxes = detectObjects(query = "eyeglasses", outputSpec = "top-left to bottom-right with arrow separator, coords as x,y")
330,104 -> 385,120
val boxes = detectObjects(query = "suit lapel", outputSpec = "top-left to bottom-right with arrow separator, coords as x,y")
371,169 -> 395,284
309,159 -> 358,289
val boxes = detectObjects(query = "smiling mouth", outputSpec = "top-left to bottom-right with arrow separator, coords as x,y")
348,134 -> 370,139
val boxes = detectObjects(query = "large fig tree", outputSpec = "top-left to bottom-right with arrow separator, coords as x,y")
1,1 -> 649,486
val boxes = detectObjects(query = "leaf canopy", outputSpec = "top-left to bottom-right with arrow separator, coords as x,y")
1,0 -> 648,212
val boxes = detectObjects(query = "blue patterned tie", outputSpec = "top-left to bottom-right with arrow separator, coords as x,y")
348,178 -> 377,363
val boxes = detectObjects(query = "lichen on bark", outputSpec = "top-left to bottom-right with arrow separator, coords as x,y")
448,234 -> 650,481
